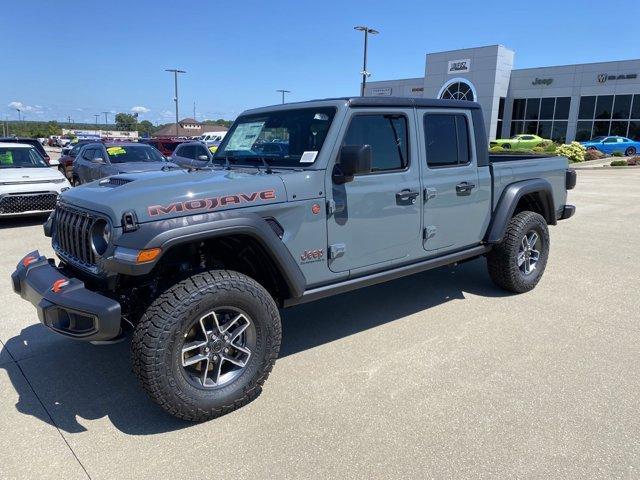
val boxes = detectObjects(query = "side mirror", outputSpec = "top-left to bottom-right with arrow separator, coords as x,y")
333,145 -> 372,184
92,157 -> 105,164
197,155 -> 209,161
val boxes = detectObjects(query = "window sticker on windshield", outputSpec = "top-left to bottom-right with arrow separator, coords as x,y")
300,151 -> 318,163
226,122 -> 265,151
0,152 -> 13,165
107,146 -> 126,156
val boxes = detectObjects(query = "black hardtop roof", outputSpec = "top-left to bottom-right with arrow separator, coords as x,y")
242,96 -> 480,115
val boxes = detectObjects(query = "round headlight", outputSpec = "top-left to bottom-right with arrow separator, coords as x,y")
91,219 -> 111,256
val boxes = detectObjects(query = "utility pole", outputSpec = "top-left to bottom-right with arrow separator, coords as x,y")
354,25 -> 379,96
193,101 -> 196,120
276,89 -> 290,104
102,111 -> 109,129
165,68 -> 186,137
16,108 -> 21,122
94,114 -> 100,128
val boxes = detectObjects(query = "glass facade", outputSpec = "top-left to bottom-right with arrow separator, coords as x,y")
510,97 -> 570,142
576,94 -> 640,141
495,97 -> 505,138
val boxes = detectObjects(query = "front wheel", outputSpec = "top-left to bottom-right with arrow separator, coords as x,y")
486,211 -> 550,293
132,270 -> 281,421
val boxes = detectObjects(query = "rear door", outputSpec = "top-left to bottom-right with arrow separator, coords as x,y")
326,109 -> 422,273
418,109 -> 490,253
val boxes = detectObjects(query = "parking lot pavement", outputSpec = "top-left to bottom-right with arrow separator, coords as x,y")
0,169 -> 639,479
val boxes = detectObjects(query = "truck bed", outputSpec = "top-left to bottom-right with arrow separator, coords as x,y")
490,155 -> 569,213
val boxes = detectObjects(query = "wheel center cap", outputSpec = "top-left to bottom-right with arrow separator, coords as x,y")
210,339 -> 224,353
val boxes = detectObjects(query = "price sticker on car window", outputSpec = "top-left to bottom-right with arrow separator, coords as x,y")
300,151 -> 318,163
0,152 -> 13,165
107,146 -> 126,156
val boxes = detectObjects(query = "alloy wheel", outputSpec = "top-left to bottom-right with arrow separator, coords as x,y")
517,230 -> 541,275
180,308 -> 255,389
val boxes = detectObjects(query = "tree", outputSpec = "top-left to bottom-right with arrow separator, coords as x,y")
136,120 -> 154,137
115,112 -> 137,131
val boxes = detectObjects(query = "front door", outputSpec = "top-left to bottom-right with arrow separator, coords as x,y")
419,109 -> 490,252
326,110 -> 422,273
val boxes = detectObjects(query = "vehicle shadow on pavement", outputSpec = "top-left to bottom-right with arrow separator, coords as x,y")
0,215 -> 49,230
1,258 -> 509,435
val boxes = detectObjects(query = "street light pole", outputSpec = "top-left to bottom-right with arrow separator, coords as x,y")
16,108 -> 21,122
276,89 -> 290,104
354,25 -> 379,96
165,68 -> 186,137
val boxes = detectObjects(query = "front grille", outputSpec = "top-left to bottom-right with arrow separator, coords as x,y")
53,204 -> 97,268
0,192 -> 58,214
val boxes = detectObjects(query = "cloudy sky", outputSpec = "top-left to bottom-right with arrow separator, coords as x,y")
4,0 -> 640,125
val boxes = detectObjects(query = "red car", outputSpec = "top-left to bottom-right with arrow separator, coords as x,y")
140,138 -> 187,156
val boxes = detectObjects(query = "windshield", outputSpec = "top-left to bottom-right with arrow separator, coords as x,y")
214,107 -> 336,167
106,145 -> 165,163
0,147 -> 48,168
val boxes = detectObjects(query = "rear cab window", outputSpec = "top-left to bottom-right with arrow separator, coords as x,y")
423,113 -> 471,168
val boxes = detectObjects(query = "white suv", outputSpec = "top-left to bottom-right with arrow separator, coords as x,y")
0,142 -> 71,217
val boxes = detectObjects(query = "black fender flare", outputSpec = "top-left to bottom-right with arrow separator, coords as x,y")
485,178 -> 556,244
106,211 -> 306,299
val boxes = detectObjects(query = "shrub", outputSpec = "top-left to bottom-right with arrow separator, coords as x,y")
489,145 -> 505,153
544,143 -> 558,153
532,146 -> 545,152
584,149 -> 606,161
556,142 -> 586,163
611,151 -> 624,157
538,140 -> 554,148
610,159 -> 627,166
627,156 -> 640,166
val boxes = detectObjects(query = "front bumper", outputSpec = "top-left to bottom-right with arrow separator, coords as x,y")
11,251 -> 121,341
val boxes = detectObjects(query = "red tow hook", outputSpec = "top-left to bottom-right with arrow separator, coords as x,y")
51,279 -> 70,293
22,255 -> 38,267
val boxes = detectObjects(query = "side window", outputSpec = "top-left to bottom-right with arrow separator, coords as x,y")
82,148 -> 95,160
603,137 -> 616,143
194,145 -> 209,158
424,114 -> 470,167
342,114 -> 408,172
94,147 -> 105,160
178,145 -> 196,159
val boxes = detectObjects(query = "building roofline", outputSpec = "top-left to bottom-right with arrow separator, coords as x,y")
426,44 -> 512,56
514,56 -> 640,72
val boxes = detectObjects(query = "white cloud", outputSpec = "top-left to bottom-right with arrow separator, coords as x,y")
160,110 -> 173,118
131,106 -> 150,114
8,101 -> 41,113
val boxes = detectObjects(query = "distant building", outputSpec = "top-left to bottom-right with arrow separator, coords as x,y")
153,118 -> 229,138
366,44 -> 640,142
61,128 -> 138,140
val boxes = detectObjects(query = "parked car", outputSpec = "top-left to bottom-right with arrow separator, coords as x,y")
0,137 -> 52,165
11,97 -> 576,421
0,143 -> 70,217
253,141 -> 289,155
581,136 -> 640,156
140,138 -> 187,156
58,141 -> 95,180
490,134 -> 546,150
199,131 -> 227,146
169,141 -> 213,169
72,142 -> 179,184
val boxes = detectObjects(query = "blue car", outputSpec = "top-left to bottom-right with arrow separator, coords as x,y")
581,136 -> 640,156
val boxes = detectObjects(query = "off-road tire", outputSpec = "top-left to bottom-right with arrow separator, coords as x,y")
486,211 -> 549,293
131,270 -> 281,421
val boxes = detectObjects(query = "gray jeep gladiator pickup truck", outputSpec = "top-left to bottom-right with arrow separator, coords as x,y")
11,97 -> 576,421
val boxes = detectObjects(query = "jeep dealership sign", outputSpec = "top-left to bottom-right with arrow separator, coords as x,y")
369,87 -> 392,96
447,59 -> 471,74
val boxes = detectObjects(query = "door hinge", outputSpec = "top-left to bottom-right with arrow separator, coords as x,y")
423,225 -> 437,240
328,243 -> 346,259
423,187 -> 437,202
326,199 -> 345,216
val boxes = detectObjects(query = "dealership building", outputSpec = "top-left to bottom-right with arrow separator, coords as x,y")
365,44 -> 640,143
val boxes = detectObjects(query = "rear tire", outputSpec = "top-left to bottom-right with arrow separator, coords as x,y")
131,270 -> 281,421
625,147 -> 636,156
503,143 -> 511,149
487,211 -> 550,293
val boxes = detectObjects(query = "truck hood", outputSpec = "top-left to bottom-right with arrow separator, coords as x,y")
59,168 -> 287,224
0,167 -> 65,183
112,161 -> 178,173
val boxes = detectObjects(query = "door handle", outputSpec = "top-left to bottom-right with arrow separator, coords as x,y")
455,182 -> 476,195
396,189 -> 420,204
